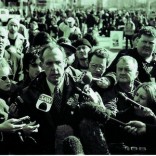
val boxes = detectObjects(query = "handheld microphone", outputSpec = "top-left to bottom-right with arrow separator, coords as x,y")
36,94 -> 53,112
63,136 -> 84,155
118,92 -> 145,110
80,71 -> 100,83
80,102 -> 126,127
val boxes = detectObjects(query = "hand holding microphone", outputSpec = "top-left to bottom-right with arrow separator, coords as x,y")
75,71 -> 106,109
118,92 -> 145,110
96,77 -> 111,89
80,102 -> 126,127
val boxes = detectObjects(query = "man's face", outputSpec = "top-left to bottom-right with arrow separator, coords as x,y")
0,29 -> 8,56
116,60 -> 138,83
67,21 -> 74,28
76,45 -> 90,68
137,35 -> 156,58
28,58 -> 42,80
89,55 -> 107,78
0,67 -> 12,91
42,47 -> 67,85
8,22 -> 19,34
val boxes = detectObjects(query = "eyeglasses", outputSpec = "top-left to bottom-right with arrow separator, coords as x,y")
30,63 -> 42,68
90,64 -> 105,70
0,75 -> 13,81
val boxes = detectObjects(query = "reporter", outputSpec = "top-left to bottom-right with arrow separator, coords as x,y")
124,120 -> 156,154
0,117 -> 27,132
124,120 -> 146,136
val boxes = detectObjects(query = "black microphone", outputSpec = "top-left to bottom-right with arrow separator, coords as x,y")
63,136 -> 84,155
80,102 -> 126,127
79,118 -> 110,154
77,71 -> 92,85
75,71 -> 92,97
118,92 -> 145,110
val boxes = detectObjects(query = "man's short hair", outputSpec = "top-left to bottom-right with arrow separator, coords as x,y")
117,55 -> 138,70
40,44 -> 66,62
138,26 -> 156,38
88,48 -> 109,66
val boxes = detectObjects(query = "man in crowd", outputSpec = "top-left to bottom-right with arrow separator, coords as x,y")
106,26 -> 156,83
102,55 -> 140,117
11,44 -> 85,154
7,18 -> 29,55
88,48 -> 116,90
73,38 -> 92,71
17,52 -> 42,89
11,42 -> 112,154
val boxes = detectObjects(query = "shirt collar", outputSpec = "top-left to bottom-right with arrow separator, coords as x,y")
46,76 -> 64,95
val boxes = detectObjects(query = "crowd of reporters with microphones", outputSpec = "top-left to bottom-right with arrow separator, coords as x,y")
1,8 -> 156,155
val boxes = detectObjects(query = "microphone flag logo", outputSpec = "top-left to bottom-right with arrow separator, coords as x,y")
36,94 -> 53,112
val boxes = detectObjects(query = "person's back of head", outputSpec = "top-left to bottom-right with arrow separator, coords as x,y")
33,31 -> 52,47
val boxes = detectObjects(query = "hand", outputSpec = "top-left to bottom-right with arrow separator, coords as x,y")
83,85 -> 106,110
9,103 -> 18,118
134,106 -> 156,118
0,98 -> 9,121
96,77 -> 111,89
124,120 -> 146,136
23,121 -> 40,135
0,116 -> 30,132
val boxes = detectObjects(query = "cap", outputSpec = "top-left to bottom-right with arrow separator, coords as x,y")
60,42 -> 76,53
73,38 -> 92,48
8,18 -> 20,28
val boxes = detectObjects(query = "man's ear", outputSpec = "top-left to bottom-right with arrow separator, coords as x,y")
64,58 -> 68,68
135,71 -> 139,79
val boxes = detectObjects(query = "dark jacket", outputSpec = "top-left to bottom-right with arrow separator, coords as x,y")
16,72 -> 83,154
106,48 -> 156,82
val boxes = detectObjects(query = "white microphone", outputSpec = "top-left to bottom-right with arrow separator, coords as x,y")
36,94 -> 53,112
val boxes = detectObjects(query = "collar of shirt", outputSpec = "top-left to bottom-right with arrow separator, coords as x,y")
46,76 -> 64,96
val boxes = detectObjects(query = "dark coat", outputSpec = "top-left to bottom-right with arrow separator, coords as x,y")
17,72 -> 83,154
106,48 -> 156,83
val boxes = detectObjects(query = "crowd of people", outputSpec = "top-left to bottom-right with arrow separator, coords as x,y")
0,6 -> 156,154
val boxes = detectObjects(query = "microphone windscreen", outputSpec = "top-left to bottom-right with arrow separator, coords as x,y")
55,125 -> 74,154
63,136 -> 84,155
79,119 -> 110,154
80,102 -> 126,127
82,71 -> 93,84
80,102 -> 109,123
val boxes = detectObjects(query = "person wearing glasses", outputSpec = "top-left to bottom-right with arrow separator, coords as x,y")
87,48 -> 117,116
0,58 -> 16,103
11,44 -> 110,154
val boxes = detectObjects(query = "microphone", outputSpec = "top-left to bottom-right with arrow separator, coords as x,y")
36,94 -> 53,112
118,92 -> 145,110
77,71 -> 92,85
79,118 -> 110,154
63,136 -> 84,155
80,71 -> 100,83
80,102 -> 126,127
